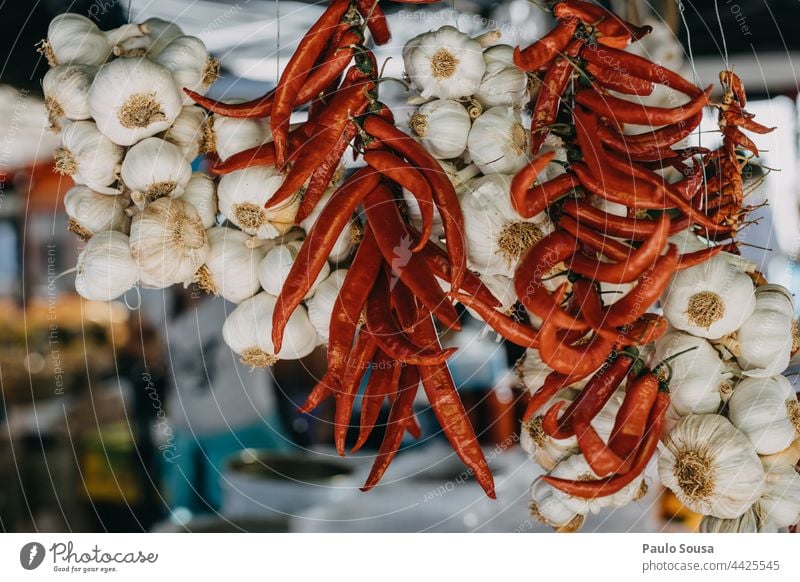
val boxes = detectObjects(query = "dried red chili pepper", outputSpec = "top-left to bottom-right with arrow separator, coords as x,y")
554,0 -> 651,41
575,86 -> 711,127
355,0 -> 391,45
209,127 -> 310,175
510,152 -> 556,215
416,241 -> 501,309
273,167 -> 380,351
299,373 -> 333,413
335,330 -> 378,454
543,390 -> 668,498
352,350 -> 403,453
514,19 -> 579,72
608,370 -> 659,471
676,245 -> 723,270
557,214 -> 633,262
271,0 -> 351,167
561,199 -> 690,240
514,173 -> 578,219
449,291 -> 539,348
586,62 -> 654,96
571,162 -> 667,210
573,413 -> 628,476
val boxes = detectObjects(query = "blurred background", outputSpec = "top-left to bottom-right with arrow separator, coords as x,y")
0,0 -> 799,533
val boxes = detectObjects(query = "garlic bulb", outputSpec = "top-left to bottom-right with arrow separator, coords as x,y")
728,375 -> 800,455
218,167 -> 295,239
736,285 -> 795,378
474,45 -> 528,109
88,57 -> 183,146
130,198 -> 209,288
222,292 -> 318,366
550,453 -> 646,515
154,36 -> 219,105
203,114 -> 271,161
658,414 -> 765,519
161,105 -> 206,161
461,174 -> 553,277
759,465 -> 800,528
653,331 -> 730,417
529,478 -> 585,532
306,269 -> 348,345
54,121 -> 124,194
520,414 -> 577,471
480,274 -> 518,313
299,186 -> 356,263
74,231 -> 139,301
408,99 -> 471,159
121,138 -> 192,207
38,14 -> 145,67
467,106 -> 529,175
539,134 -> 569,182
196,227 -> 265,304
699,505 -> 775,533
403,26 -> 485,100
661,254 -> 755,339
517,349 -> 555,395
258,241 -> 330,298
179,172 -> 218,229
114,18 -> 184,58
42,64 -> 96,128
64,186 -> 130,240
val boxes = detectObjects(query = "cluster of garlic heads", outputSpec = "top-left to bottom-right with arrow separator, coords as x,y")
44,13 -> 324,365
402,26 -> 558,298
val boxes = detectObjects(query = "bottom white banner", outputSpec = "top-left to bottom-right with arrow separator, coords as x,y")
0,534 -> 797,580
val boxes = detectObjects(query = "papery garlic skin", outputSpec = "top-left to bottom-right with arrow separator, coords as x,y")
653,331 -> 728,417
161,105 -> 206,161
196,227 -> 265,304
179,172 -> 218,229
154,36 -> 219,105
217,167 -> 294,239
736,285 -> 795,378
467,106 -> 529,175
40,14 -> 144,67
474,45 -> 528,109
658,414 -> 765,519
403,26 -> 486,100
550,453 -> 646,514
409,99 -> 471,159
54,121 -> 124,194
698,505 -> 775,533
529,478 -> 585,532
42,65 -> 96,128
75,231 -> 139,301
114,18 -> 184,58
130,197 -> 209,288
662,254 -> 755,339
759,464 -> 800,528
728,375 -> 800,455
89,57 -> 183,145
204,114 -> 271,161
64,186 -> 130,240
121,138 -> 192,207
299,187 -> 355,263
520,414 -> 577,471
306,269 -> 348,345
258,241 -> 330,299
518,349 -> 555,395
461,174 -> 552,277
222,292 -> 318,366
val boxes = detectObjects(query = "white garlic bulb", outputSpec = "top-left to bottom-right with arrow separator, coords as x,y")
759,465 -> 800,528
520,414 -> 577,471
467,106 -> 529,175
88,57 -> 183,146
130,197 -> 209,288
658,414 -> 765,519
64,185 -> 130,240
529,478 -> 585,532
728,375 -> 800,455
121,137 -> 192,207
306,269 -> 348,345
204,114 -> 271,161
114,18 -> 184,58
403,26 -> 486,100
661,254 -> 755,339
154,36 -> 219,105
550,453 -> 646,515
408,99 -> 471,159
698,505 -> 775,533
518,349 -> 555,395
196,227 -> 265,304
474,45 -> 528,109
74,231 -> 139,301
161,105 -> 207,161
42,64 -> 96,128
736,285 -> 795,378
54,121 -> 124,194
218,167 -> 295,239
222,292 -> 318,366
258,240 -> 330,298
461,174 -> 553,277
179,172 -> 218,229
652,331 -> 730,417
39,14 -> 145,67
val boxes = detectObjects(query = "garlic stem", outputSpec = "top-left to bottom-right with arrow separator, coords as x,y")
474,30 -> 502,48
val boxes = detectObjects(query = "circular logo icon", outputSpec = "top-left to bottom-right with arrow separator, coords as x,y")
20,542 -> 45,570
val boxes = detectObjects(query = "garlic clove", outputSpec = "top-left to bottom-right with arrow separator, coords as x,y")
409,99 -> 471,159
89,57 -> 183,146
758,464 -> 800,528
203,113 -> 271,161
737,284 -> 795,378
474,44 -> 528,109
121,137 -> 192,207
529,478 -> 585,532
74,231 -> 139,301
467,106 -> 529,175
39,14 -> 144,67
258,240 -> 331,299
196,226 -> 265,304
178,172 -> 218,229
217,167 -> 294,239
161,105 -> 207,162
64,185 -> 131,240
54,120 -> 124,194
698,504 -> 775,533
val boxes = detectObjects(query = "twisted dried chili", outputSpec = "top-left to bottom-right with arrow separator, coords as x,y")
560,199 -> 690,240
575,85 -> 711,128
514,173 -> 579,219
450,291 -> 539,348
608,370 -> 659,471
513,18 -> 579,72
510,152 -> 556,216
352,349 -> 403,453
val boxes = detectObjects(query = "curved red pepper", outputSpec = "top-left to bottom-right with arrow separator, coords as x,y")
575,85 -> 711,128
514,173 -> 578,219
450,291 -> 539,349
514,19 -> 579,72
510,152 -> 556,216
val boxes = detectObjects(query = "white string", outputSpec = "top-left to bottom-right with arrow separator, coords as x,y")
713,0 -> 730,70
276,0 -> 280,84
